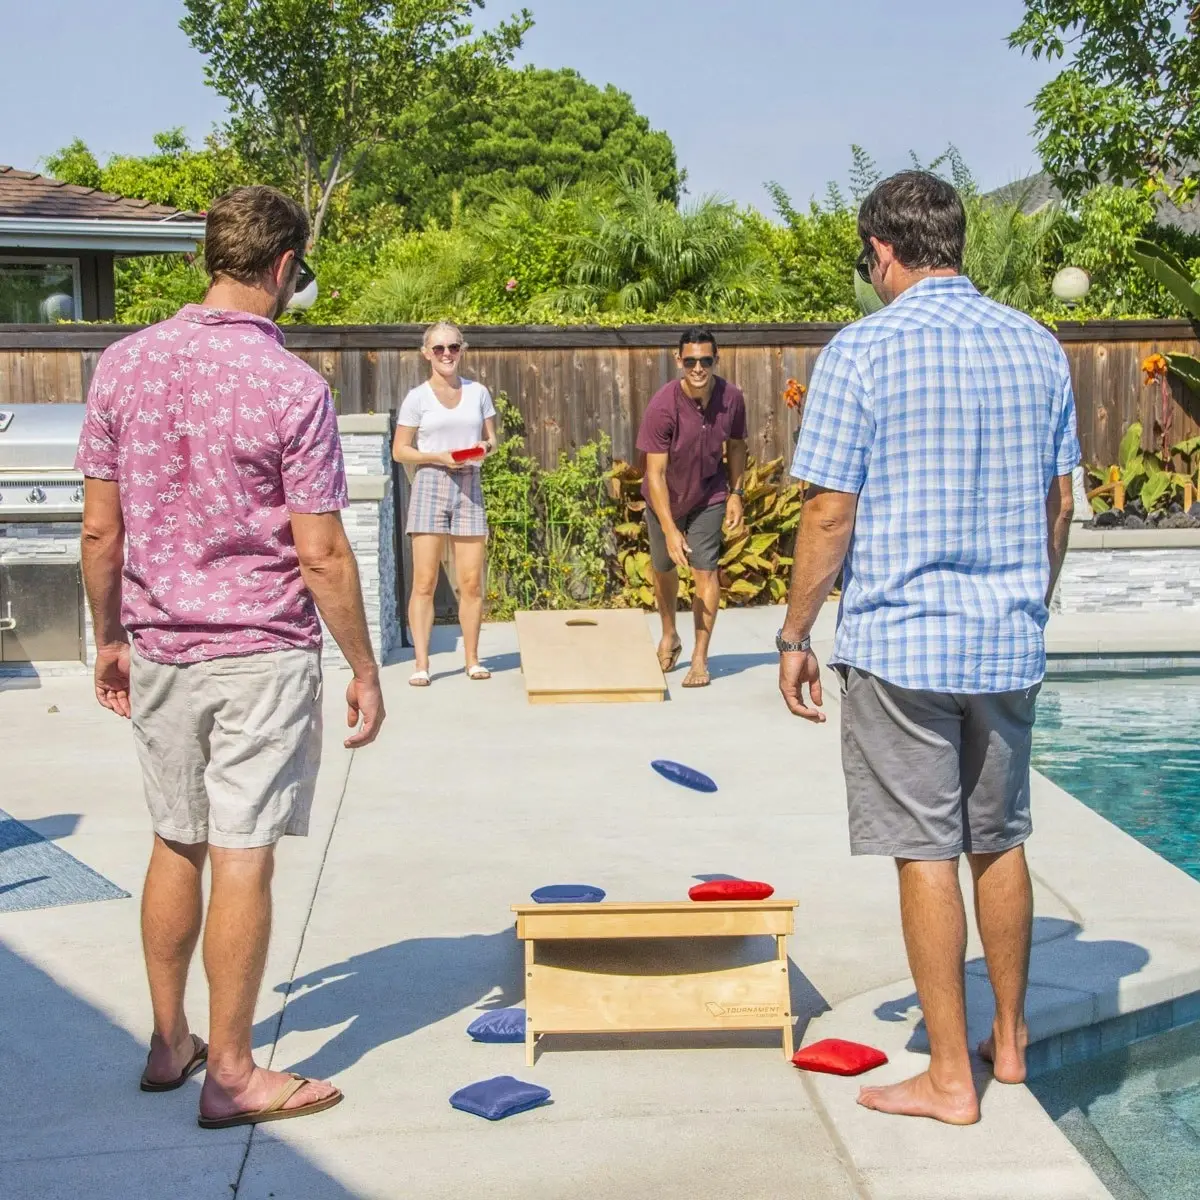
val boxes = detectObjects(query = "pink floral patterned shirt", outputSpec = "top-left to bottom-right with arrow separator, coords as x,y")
76,305 -> 348,665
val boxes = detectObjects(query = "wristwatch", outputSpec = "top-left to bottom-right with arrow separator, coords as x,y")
776,629 -> 812,654
730,488 -> 744,497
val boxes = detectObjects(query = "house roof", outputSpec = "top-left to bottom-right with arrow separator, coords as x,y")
986,171 -> 1200,237
0,166 -> 193,221
0,167 -> 205,254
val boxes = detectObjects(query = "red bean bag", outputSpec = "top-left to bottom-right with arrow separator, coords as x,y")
791,1039 -> 888,1076
687,880 -> 774,901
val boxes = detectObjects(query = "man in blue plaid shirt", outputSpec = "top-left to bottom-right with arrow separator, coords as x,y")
778,172 -> 1079,1125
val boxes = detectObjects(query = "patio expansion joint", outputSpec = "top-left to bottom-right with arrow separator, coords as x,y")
799,1071 -> 875,1200
230,749 -> 357,1198
1028,866 -> 1087,930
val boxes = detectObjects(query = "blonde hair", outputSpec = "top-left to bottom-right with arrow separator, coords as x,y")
422,320 -> 466,351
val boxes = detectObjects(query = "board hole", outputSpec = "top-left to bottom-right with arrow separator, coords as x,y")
565,618 -> 598,627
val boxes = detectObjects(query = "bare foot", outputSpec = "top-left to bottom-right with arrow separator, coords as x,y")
682,662 -> 711,688
657,635 -> 682,672
143,1031 -> 203,1086
200,1065 -> 339,1121
857,1071 -> 980,1125
978,1024 -> 1028,1084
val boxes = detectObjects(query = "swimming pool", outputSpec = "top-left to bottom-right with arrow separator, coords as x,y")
1033,672 -> 1200,882
1032,673 -> 1200,1198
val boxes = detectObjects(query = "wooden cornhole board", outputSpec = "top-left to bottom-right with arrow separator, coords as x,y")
514,609 -> 665,705
512,900 -> 798,1065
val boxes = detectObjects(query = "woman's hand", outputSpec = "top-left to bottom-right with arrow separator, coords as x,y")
434,450 -> 462,469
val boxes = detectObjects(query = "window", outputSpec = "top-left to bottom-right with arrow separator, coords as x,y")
0,258 -> 81,323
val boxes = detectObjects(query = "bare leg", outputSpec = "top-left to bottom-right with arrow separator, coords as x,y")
652,564 -> 682,669
408,533 -> 445,677
199,845 -> 337,1120
970,846 -> 1033,1083
141,835 -> 206,1082
858,858 -> 980,1124
684,568 -> 719,686
453,536 -> 487,671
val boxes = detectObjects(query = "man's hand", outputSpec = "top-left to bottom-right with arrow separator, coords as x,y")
723,493 -> 745,537
665,526 -> 691,570
345,672 -> 385,748
94,642 -> 132,719
779,649 -> 826,723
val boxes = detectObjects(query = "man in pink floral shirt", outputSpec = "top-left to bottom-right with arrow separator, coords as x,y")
78,186 -> 384,1130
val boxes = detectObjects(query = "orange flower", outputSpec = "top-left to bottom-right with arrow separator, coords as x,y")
1143,353 -> 1169,385
784,378 -> 807,409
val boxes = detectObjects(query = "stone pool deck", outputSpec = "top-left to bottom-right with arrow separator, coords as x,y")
2,604 -> 1199,1199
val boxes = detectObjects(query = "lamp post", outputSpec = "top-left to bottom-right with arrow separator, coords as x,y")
1051,266 -> 1091,306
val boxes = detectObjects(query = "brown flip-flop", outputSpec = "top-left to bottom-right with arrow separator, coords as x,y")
658,639 -> 683,673
140,1034 -> 208,1092
681,666 -> 711,688
197,1073 -> 343,1130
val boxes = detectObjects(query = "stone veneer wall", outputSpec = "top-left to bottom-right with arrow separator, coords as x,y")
320,414 -> 401,671
1055,529 -> 1200,613
0,415 -> 399,676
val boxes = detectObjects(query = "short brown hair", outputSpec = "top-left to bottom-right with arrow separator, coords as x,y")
858,171 -> 966,272
203,186 -> 309,285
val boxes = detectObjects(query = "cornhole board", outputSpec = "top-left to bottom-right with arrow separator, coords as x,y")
514,609 -> 665,705
512,900 -> 798,1065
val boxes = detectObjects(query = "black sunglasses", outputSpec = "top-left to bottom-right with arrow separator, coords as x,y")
855,245 -> 874,284
293,254 -> 316,292
431,343 -> 462,356
682,355 -> 715,370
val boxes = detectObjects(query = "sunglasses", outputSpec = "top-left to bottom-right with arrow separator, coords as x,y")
855,245 -> 874,284
682,356 -> 715,370
293,254 -> 316,292
431,343 -> 462,357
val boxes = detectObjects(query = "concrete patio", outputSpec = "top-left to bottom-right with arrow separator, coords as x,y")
2,604 -> 1200,1199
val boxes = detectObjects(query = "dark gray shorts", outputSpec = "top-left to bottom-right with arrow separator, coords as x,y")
838,667 -> 1040,860
646,502 -> 725,573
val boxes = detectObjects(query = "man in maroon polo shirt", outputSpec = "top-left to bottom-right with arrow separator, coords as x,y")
636,326 -> 748,687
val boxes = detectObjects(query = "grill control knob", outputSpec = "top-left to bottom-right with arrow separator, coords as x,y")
27,487 -> 46,504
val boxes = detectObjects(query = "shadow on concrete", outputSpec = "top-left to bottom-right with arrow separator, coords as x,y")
703,652 -> 779,679
0,672 -> 40,692
0,941 -> 361,1199
256,928 -> 524,1079
873,918 -> 1151,1056
16,813 -> 82,841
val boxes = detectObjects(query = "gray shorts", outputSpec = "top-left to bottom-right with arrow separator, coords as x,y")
646,502 -> 725,573
130,647 -> 323,849
838,666 -> 1039,860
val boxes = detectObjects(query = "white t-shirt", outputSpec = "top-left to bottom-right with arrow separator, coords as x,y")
397,380 -> 496,454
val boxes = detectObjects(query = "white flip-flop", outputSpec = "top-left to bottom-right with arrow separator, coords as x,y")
466,664 -> 491,680
409,669 -> 431,688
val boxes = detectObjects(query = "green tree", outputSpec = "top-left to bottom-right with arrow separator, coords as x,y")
362,66 -> 680,227
42,138 -> 102,189
1010,1 -> 1200,201
180,0 -> 530,246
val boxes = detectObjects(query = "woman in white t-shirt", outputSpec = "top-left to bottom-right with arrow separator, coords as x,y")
392,321 -> 497,686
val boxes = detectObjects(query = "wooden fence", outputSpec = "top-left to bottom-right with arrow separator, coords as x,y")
2,320 -> 1198,468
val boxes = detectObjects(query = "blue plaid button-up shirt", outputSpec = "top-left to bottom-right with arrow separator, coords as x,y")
791,275 -> 1081,694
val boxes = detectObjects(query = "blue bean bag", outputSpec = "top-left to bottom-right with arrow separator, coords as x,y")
449,1076 -> 551,1121
651,759 -> 718,793
530,884 -> 606,903
467,1008 -> 527,1043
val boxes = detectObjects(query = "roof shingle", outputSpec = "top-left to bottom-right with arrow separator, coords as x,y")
0,166 -> 192,221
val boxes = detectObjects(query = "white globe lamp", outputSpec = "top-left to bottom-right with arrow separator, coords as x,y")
39,292 -> 75,322
287,278 -> 319,312
1052,267 -> 1091,306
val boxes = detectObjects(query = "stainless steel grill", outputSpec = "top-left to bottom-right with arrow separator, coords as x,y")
0,403 -> 86,665
0,404 -> 86,518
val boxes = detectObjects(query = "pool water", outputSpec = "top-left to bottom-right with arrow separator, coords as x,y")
1029,1022 -> 1200,1200
1032,673 -> 1200,1198
1033,673 -> 1200,882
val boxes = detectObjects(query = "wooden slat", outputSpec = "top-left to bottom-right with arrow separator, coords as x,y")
512,900 -> 797,940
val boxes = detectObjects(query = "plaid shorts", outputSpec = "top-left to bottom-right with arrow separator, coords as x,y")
406,465 -> 488,537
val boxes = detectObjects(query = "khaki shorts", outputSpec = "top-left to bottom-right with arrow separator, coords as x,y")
130,647 -> 323,849
838,666 -> 1039,860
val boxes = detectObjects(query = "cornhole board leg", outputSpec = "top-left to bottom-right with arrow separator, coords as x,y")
512,901 -> 798,1061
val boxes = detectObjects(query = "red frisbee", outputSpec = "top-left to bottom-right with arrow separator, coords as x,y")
451,447 -> 486,462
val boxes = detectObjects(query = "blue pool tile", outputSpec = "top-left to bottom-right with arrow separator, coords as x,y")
1100,1013 -> 1139,1055
1137,1002 -> 1174,1040
1171,991 -> 1200,1027
1061,1025 -> 1103,1066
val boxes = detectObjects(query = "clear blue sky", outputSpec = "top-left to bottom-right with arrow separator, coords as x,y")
0,0 -> 1058,210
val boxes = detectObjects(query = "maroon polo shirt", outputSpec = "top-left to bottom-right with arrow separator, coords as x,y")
636,377 -> 747,521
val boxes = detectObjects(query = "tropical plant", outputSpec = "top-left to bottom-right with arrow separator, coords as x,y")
962,184 -> 1063,311
1086,420 -> 1197,515
1131,240 -> 1200,396
608,456 -> 803,610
